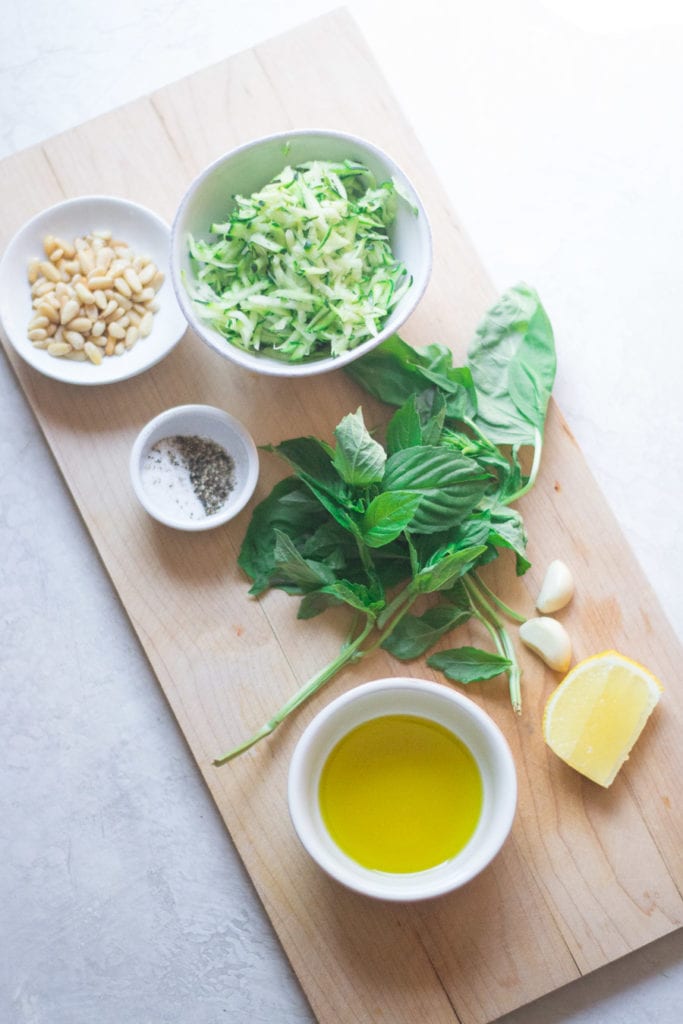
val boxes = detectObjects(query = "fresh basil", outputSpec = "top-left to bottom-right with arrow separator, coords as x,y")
427,647 -> 513,683
382,605 -> 471,660
467,283 -> 556,446
332,408 -> 386,486
215,284 -> 556,764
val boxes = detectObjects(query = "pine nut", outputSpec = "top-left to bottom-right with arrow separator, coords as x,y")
93,289 -> 107,310
60,299 -> 80,325
139,286 -> 155,302
124,326 -> 139,348
28,328 -> 48,341
74,282 -> 95,304
114,342 -> 125,355
43,235 -> 59,256
91,320 -> 106,337
139,311 -> 153,336
40,260 -> 61,283
56,238 -> 76,259
151,270 -> 165,291
84,341 -> 102,365
64,330 -> 85,348
65,350 -> 87,361
49,247 -> 64,264
138,262 -> 157,285
102,299 -> 118,318
32,281 -> 53,297
78,250 -> 95,275
123,267 -> 142,293
88,275 -> 113,290
108,322 -> 126,340
28,315 -> 50,329
28,258 -> 42,284
96,248 -> 113,270
31,340 -> 49,349
69,316 -> 92,333
47,341 -> 72,357
113,276 -> 132,298
105,337 -> 115,356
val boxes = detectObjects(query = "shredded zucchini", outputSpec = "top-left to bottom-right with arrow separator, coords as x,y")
186,159 -> 412,362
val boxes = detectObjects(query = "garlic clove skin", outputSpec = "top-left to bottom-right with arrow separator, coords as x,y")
519,616 -> 572,673
536,559 -> 575,614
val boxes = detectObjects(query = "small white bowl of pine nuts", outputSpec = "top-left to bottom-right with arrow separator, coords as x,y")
0,195 -> 187,385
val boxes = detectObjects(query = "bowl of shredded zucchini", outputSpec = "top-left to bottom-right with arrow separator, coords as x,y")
171,130 -> 432,376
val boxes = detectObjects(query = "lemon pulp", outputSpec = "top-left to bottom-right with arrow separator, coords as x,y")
318,714 -> 483,873
543,650 -> 663,787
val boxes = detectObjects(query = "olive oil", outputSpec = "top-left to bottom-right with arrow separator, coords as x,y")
319,714 -> 483,873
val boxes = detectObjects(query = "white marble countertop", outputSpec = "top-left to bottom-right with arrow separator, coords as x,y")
1,2 -> 681,1022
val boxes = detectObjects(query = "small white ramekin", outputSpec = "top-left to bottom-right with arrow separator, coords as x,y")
288,678 -> 517,901
129,403 -> 259,531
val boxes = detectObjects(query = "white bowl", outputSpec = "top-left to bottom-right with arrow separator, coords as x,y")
0,195 -> 187,385
129,404 -> 259,531
171,129 -> 432,377
288,678 -> 517,901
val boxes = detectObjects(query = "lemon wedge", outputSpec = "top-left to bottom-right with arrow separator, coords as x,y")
542,650 -> 663,787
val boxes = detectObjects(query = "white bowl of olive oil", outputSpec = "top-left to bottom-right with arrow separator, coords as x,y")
288,678 -> 517,901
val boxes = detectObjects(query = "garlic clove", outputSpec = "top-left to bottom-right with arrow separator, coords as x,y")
536,559 -> 575,614
519,616 -> 572,673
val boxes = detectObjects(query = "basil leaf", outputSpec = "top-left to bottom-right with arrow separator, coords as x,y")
346,335 -> 476,418
415,389 -> 446,446
361,491 -> 422,548
345,334 -> 432,405
304,480 -> 362,538
487,506 -> 530,575
381,604 -> 471,660
428,647 -> 512,683
298,580 -> 385,620
386,396 -> 423,454
382,446 -> 490,534
467,283 -> 556,445
411,544 -> 487,594
508,302 -> 556,433
412,514 -> 491,570
270,530 -> 338,592
238,478 -> 324,595
333,408 -> 386,486
267,436 -> 348,501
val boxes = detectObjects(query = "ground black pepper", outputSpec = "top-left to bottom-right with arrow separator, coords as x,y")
169,434 -> 236,515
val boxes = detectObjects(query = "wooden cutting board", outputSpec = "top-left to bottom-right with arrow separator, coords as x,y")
1,10 -> 681,1022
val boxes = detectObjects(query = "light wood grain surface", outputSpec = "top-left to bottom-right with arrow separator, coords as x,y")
1,11 -> 680,1023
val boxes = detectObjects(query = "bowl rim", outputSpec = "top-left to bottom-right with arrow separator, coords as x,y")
287,677 -> 517,901
170,127 -> 433,378
0,194 -> 188,386
129,402 -> 259,531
